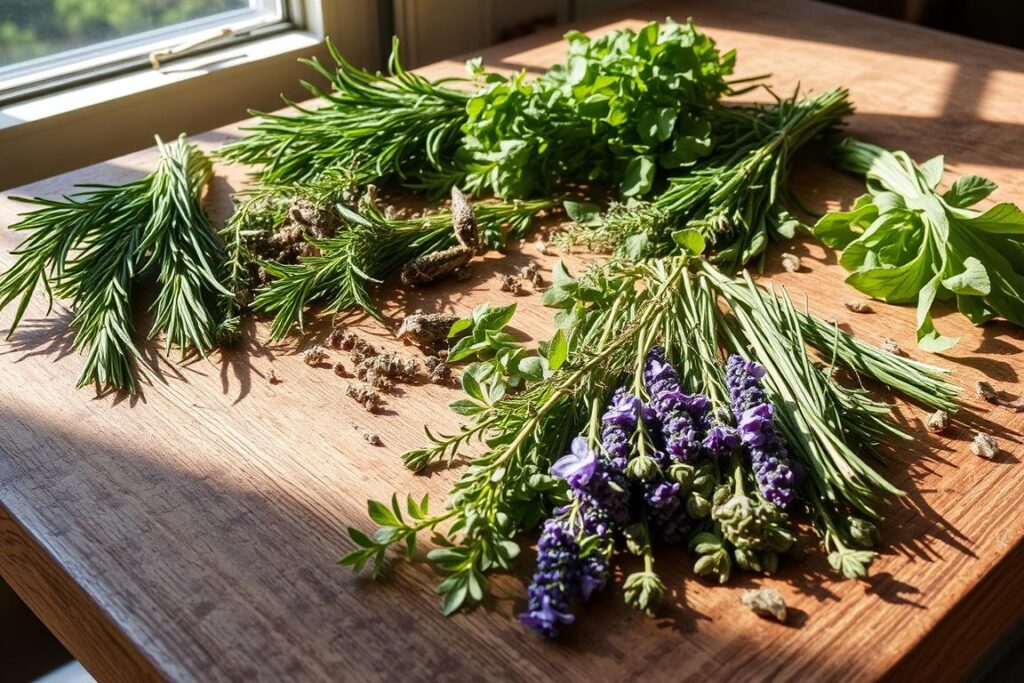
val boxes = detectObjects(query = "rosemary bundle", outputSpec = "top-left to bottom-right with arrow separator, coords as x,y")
0,135 -> 228,393
221,38 -> 470,189
342,254 -> 958,627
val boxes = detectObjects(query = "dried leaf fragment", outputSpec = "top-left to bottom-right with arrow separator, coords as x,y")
844,300 -> 871,313
450,187 -> 478,249
742,588 -> 787,622
401,245 -> 474,285
302,345 -> 328,366
975,381 -> 998,404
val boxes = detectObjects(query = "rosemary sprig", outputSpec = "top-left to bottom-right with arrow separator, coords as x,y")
0,135 -> 227,393
252,197 -> 555,339
220,37 -> 470,191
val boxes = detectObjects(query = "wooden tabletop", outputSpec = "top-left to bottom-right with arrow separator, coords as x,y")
3,1 -> 1024,681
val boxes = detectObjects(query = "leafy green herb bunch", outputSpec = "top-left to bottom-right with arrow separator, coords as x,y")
815,138 -> 1024,350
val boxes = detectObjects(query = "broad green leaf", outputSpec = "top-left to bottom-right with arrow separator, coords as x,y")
547,329 -> 568,370
367,500 -> 399,527
916,276 -> 958,351
517,356 -> 547,382
671,228 -> 706,255
447,317 -> 472,338
622,155 -> 656,196
460,371 -> 484,402
563,200 -> 602,226
449,398 -> 484,416
943,175 -> 997,208
919,155 -> 945,189
962,203 -> 1024,235
813,200 -> 877,248
941,257 -> 990,296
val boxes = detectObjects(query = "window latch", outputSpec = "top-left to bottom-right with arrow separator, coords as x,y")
149,27 -> 235,69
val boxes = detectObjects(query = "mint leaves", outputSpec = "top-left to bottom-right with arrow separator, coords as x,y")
815,139 -> 1024,350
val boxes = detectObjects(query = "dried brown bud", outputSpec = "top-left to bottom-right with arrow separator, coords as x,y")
882,338 -> 903,355
450,187 -> 478,249
301,345 -> 328,366
925,409 -> 950,433
780,253 -> 801,273
970,432 -> 999,459
975,381 -> 998,404
363,432 -> 383,446
346,383 -> 383,413
844,300 -> 871,313
429,361 -> 454,385
401,245 -> 474,285
396,312 -> 460,348
333,361 -> 346,377
742,588 -> 787,622
499,273 -> 523,294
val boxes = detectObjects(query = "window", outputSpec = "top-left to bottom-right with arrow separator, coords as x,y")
0,0 -> 291,103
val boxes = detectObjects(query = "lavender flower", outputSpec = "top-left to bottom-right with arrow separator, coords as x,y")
550,437 -> 597,489
519,518 -> 580,637
703,423 -> 740,457
642,346 -> 711,463
579,553 -> 608,600
725,355 -> 796,508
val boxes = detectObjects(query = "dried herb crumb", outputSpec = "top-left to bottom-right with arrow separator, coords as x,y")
742,588 -> 787,622
363,432 -> 383,446
975,381 -> 998,403
333,361 -> 347,377
780,253 -> 801,273
844,300 -> 871,313
346,383 -> 383,413
429,360 -> 454,385
925,409 -> 950,433
401,245 -> 474,285
268,369 -> 281,385
302,345 -> 329,366
499,273 -> 523,294
396,312 -> 460,348
970,432 -> 999,459
882,338 -> 903,356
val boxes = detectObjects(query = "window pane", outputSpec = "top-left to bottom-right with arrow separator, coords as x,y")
0,1 -> 281,69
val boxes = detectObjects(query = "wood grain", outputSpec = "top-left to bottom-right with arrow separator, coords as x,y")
1,1 -> 1023,681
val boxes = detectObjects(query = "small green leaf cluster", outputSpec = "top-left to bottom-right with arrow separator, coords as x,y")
446,303 -> 569,417
816,138 -> 1024,350
340,493 -> 438,577
460,19 -> 737,198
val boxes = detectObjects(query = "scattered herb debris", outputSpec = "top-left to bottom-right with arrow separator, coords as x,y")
396,312 -> 460,348
333,362 -> 347,377
499,273 -> 523,295
882,338 -> 903,356
976,381 -> 998,403
970,433 -> 999,459
346,383 -> 383,413
302,345 -> 329,366
844,300 -> 870,313
401,245 -> 475,285
742,588 -> 787,622
780,253 -> 801,273
925,409 -> 950,433
363,432 -> 383,447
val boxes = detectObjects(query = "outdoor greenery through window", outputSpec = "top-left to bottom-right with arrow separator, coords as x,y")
0,0 -> 288,101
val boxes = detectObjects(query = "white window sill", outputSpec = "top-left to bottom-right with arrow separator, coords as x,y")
0,31 -> 320,135
0,30 -> 326,190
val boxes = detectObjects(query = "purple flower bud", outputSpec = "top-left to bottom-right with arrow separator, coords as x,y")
603,388 -> 641,429
703,424 -> 740,457
551,437 -> 597,489
738,404 -> 775,447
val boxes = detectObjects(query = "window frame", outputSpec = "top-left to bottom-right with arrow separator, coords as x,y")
0,1 -> 292,106
0,0 -> 381,191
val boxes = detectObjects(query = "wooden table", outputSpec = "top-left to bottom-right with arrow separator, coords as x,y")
3,1 -> 1024,680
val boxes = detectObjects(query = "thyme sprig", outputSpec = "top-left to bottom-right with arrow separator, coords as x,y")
0,135 -> 228,393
